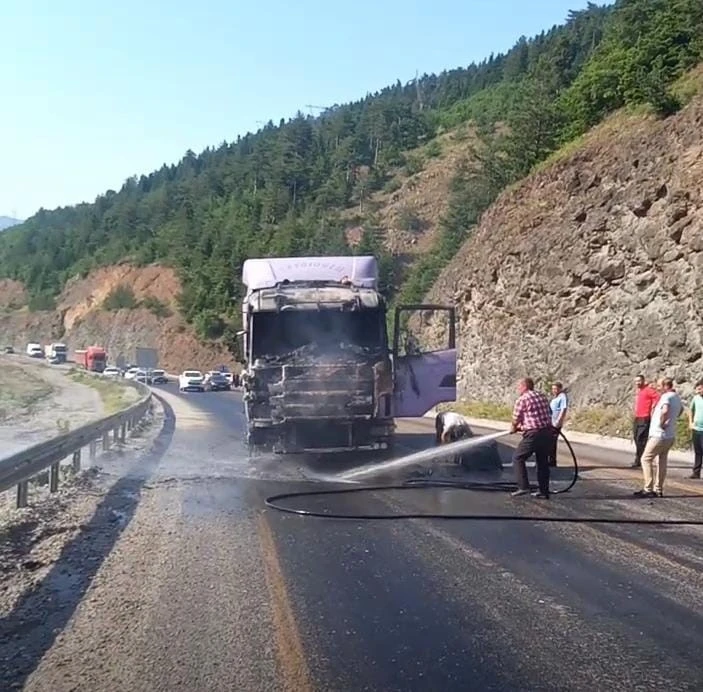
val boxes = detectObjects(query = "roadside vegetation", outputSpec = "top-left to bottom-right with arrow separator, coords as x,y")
0,366 -> 54,422
102,284 -> 173,318
68,370 -> 138,415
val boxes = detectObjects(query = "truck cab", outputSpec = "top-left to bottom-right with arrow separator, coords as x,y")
239,256 -> 457,455
75,346 -> 107,373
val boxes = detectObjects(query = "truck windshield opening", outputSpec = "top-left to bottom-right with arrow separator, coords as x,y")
252,308 -> 385,359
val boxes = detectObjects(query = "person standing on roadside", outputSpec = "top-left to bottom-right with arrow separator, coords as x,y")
510,377 -> 553,500
634,377 -> 683,498
548,382 -> 569,467
631,374 -> 659,468
686,379 -> 703,479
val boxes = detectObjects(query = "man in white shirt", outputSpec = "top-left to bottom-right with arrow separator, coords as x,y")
435,410 -> 473,445
548,382 -> 569,467
634,377 -> 683,498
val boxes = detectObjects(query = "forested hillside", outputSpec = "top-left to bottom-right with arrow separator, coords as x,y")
0,0 -> 701,352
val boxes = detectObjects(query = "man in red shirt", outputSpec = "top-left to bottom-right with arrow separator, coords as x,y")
632,374 -> 659,468
510,377 -> 554,499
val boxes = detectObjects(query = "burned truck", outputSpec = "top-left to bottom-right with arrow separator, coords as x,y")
239,256 -> 457,454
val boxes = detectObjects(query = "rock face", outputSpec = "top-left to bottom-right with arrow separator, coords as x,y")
423,92 -> 703,408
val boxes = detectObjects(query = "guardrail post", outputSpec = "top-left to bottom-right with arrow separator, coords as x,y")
49,462 -> 60,493
1,381 -> 151,511
16,481 -> 28,508
72,449 -> 81,473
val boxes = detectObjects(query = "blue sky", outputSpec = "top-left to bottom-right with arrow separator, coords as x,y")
0,0 -> 605,219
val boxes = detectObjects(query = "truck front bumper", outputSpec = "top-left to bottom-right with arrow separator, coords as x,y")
248,418 -> 395,454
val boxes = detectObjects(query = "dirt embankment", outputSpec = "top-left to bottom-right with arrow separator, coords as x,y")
423,86 -> 703,410
0,265 -> 237,374
0,357 -> 111,456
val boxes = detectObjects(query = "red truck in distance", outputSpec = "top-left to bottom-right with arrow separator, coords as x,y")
74,346 -> 108,373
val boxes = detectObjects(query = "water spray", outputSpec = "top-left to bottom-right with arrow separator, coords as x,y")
264,427 -> 587,517
332,430 -> 513,483
263,429 -> 703,526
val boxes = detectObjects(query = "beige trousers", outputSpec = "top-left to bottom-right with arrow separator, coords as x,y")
641,437 -> 674,492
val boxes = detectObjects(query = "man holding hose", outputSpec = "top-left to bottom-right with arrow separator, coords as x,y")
510,377 -> 553,500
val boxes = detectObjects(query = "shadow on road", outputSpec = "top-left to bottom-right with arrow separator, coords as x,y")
0,394 -> 176,688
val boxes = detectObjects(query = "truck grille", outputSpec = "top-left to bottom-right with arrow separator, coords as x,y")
266,363 -> 375,420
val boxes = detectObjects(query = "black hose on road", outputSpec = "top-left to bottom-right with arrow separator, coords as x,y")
264,429 -> 703,525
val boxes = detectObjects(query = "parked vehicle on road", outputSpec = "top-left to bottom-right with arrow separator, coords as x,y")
44,342 -> 68,363
206,371 -> 231,391
239,255 -> 456,454
102,366 -> 122,379
26,342 -> 43,358
124,367 -> 139,380
179,370 -> 205,392
74,346 -> 107,372
4,346 -> 14,354
135,369 -> 152,385
150,369 -> 168,384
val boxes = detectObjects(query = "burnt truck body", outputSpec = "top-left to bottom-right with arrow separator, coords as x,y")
240,256 -> 456,454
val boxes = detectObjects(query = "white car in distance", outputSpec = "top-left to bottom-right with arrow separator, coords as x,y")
179,370 -> 205,392
102,366 -> 122,379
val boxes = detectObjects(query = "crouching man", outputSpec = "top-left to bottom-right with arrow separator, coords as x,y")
435,410 -> 473,444
435,410 -> 474,465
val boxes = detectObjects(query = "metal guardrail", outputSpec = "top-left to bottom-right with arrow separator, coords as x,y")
0,377 -> 153,509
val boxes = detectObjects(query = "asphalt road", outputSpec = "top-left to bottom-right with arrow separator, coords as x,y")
4,384 -> 703,691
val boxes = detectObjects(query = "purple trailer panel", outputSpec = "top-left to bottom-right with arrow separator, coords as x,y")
393,348 -> 457,417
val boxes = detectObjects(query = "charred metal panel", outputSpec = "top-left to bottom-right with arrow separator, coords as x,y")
266,363 -> 376,421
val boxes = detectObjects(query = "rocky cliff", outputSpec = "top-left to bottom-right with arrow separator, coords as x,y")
423,85 -> 703,409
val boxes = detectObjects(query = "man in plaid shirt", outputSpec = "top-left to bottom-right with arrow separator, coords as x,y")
510,377 -> 553,499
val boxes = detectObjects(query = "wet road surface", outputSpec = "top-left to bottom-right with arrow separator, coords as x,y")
4,385 -> 703,691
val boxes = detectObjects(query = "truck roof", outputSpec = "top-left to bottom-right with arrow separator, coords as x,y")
242,256 -> 378,292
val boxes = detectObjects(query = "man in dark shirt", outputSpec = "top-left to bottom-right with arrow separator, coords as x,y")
510,377 -> 554,499
632,374 -> 659,468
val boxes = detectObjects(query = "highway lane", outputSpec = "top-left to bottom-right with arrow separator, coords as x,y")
4,384 -> 703,691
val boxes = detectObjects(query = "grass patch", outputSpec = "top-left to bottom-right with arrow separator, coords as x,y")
0,366 -> 54,421
438,400 -> 513,422
444,400 -> 693,451
102,284 -> 138,311
68,370 -> 136,415
671,64 -> 703,104
140,295 -> 172,318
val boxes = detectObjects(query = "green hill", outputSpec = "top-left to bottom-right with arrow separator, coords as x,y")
0,0 -> 700,353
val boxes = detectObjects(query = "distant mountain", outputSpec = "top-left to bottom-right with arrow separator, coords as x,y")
0,217 -> 22,231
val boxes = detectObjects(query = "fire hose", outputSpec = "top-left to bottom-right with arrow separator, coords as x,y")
264,429 -> 703,525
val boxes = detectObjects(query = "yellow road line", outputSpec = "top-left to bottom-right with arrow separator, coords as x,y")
257,514 -> 314,692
